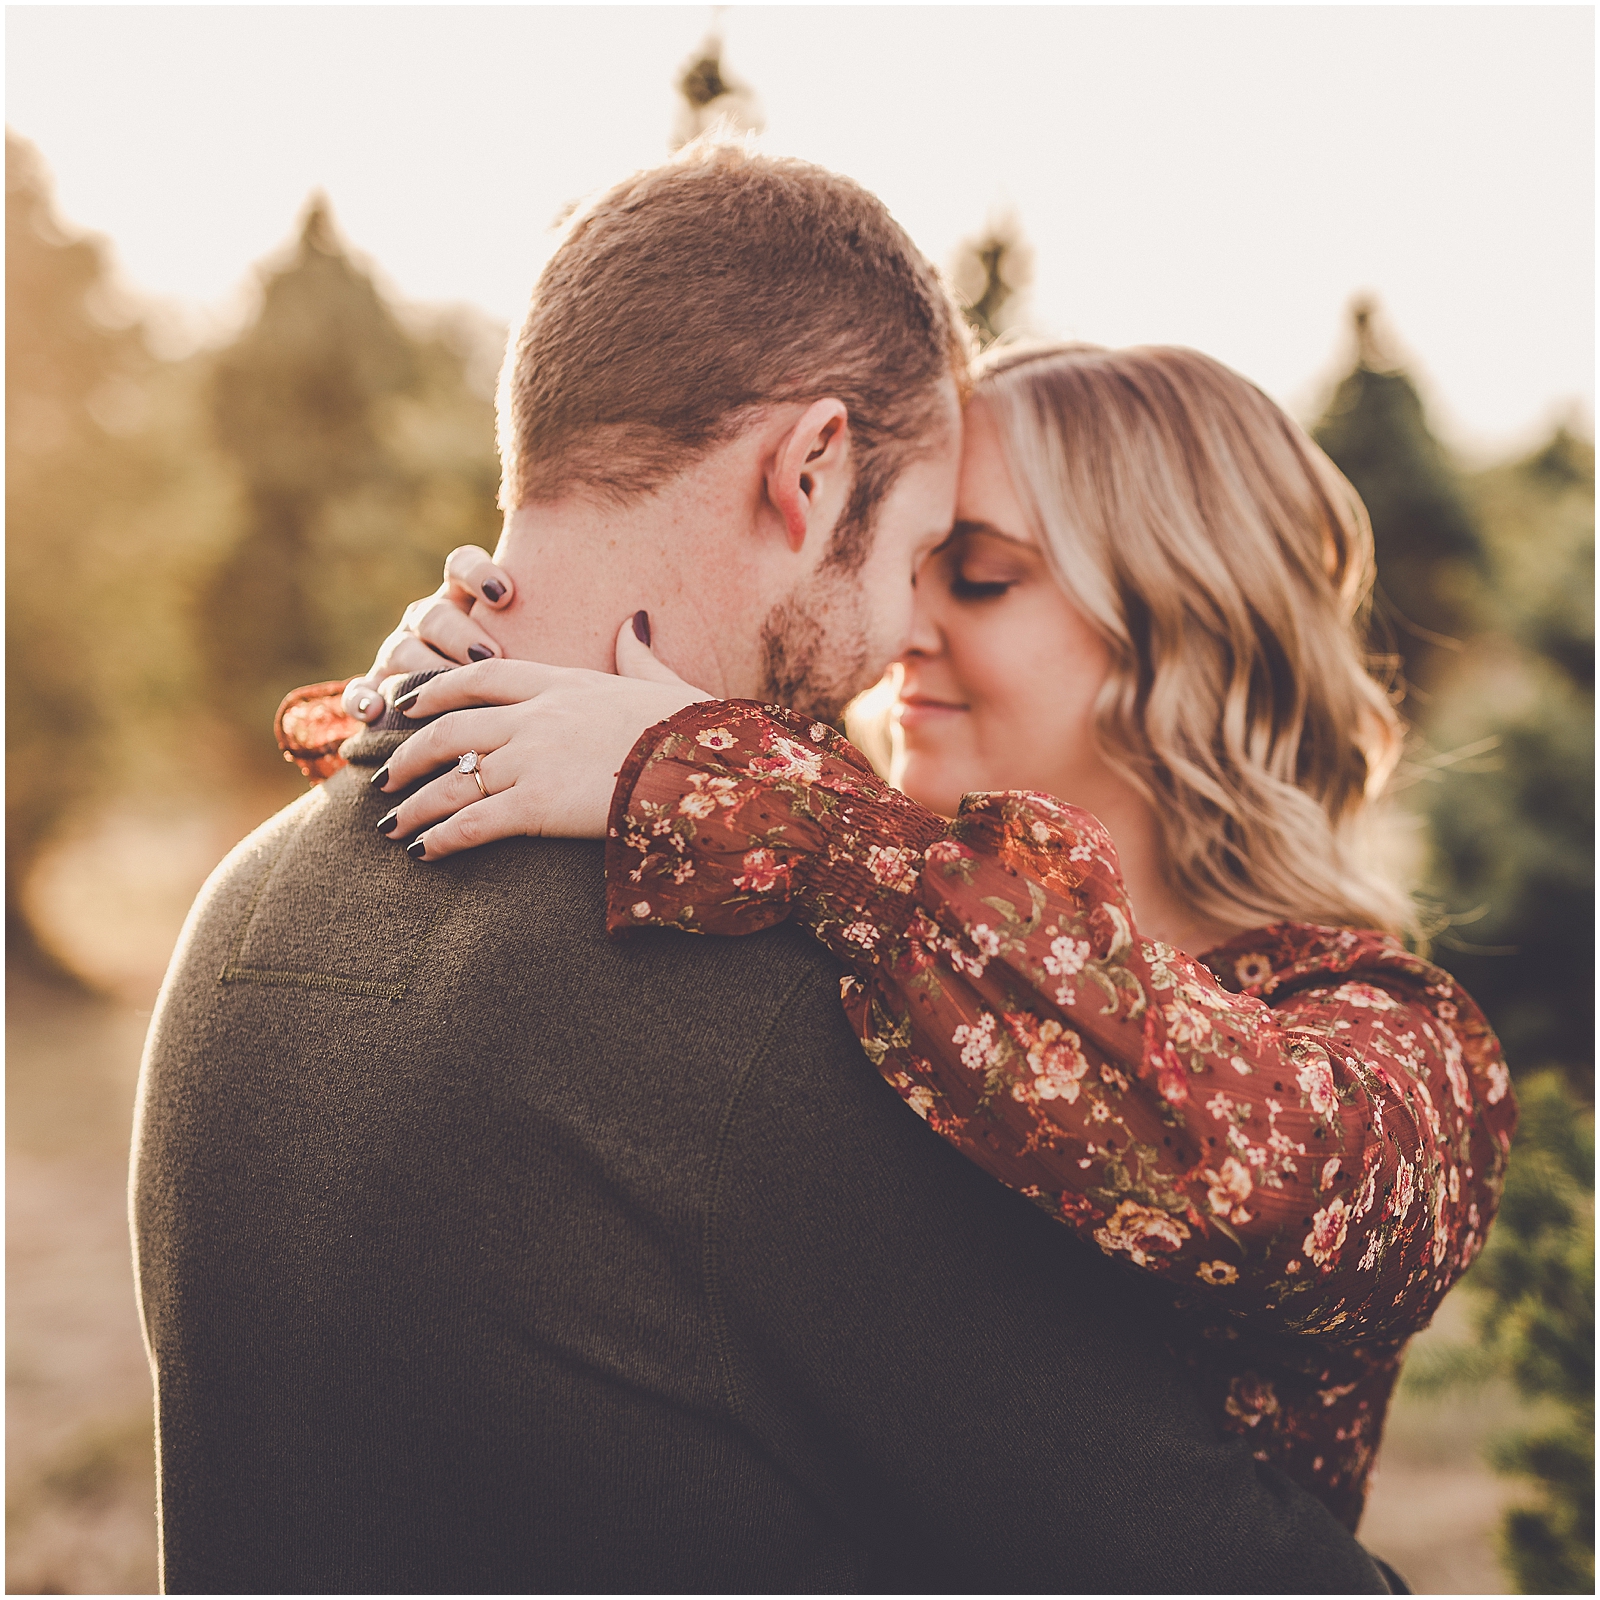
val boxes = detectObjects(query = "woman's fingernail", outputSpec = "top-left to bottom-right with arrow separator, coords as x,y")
406,840 -> 427,860
356,693 -> 374,715
369,766 -> 390,790
376,809 -> 401,836
482,580 -> 506,604
395,689 -> 421,713
467,644 -> 494,662
633,610 -> 651,646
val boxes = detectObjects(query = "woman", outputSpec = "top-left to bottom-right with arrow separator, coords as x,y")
281,340 -> 1515,1533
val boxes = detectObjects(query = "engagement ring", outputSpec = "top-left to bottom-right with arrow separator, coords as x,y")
457,749 -> 489,799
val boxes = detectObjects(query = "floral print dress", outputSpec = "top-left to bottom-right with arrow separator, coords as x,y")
604,699 -> 1518,1531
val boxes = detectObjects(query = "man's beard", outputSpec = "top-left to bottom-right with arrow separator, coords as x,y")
757,582 -> 874,725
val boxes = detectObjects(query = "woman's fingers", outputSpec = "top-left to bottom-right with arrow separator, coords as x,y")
342,675 -> 386,722
394,658 -> 570,717
380,626 -> 458,677
374,658 -> 713,850
342,552 -> 509,726
377,746 -> 518,841
404,792 -> 532,861
407,595 -> 503,665
343,629 -> 456,720
613,611 -> 710,692
375,705 -> 517,792
443,546 -> 514,609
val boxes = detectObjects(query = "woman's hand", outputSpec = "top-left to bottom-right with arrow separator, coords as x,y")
341,546 -> 515,723
371,614 -> 713,857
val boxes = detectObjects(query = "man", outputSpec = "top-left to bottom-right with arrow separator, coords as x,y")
133,140 -> 1392,1592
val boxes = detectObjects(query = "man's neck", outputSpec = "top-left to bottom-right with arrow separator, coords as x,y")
476,479 -> 768,695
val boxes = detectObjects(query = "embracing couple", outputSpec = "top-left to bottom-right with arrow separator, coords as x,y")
134,138 -> 1514,1594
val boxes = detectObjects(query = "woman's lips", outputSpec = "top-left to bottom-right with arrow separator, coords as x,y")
895,696 -> 967,730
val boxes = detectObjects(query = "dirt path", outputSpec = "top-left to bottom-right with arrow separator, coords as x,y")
6,977 -> 159,1595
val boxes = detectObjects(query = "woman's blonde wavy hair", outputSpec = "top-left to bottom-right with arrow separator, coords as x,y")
974,340 -> 1412,934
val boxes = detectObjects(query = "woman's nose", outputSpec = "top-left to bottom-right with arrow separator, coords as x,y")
902,580 -> 945,659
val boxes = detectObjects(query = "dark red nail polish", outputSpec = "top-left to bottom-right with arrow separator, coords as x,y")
632,610 -> 651,646
482,580 -> 506,603
406,840 -> 427,860
395,689 -> 421,713
369,765 -> 390,790
376,809 -> 401,836
467,644 -> 493,662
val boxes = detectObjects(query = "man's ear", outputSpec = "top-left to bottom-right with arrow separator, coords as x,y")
766,398 -> 851,553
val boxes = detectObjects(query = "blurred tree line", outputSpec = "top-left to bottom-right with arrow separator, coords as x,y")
1310,297 -> 1593,1593
1314,299 -> 1594,1080
6,130 -> 500,974
7,108 -> 1593,1589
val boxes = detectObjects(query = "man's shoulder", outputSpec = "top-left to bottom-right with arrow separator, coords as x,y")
164,784 -> 326,967
160,760 -> 848,1066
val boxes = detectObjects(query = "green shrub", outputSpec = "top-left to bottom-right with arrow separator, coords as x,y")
1472,1073 -> 1594,1593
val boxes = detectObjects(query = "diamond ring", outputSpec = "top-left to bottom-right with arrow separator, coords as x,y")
456,749 -> 489,799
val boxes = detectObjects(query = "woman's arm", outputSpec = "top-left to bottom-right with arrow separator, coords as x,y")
608,698 -> 1517,1345
357,646 -> 1516,1345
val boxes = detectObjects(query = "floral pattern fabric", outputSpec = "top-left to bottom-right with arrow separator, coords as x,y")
275,681 -> 363,781
607,699 -> 1518,1529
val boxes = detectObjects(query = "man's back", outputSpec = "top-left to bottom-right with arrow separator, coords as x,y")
133,724 -> 1387,1594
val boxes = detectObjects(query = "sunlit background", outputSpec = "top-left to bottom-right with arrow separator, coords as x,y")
7,6 -> 1593,1594
9,6 -> 1594,448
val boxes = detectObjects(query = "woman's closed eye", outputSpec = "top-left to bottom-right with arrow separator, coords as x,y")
932,525 -> 1035,602
949,575 -> 1015,601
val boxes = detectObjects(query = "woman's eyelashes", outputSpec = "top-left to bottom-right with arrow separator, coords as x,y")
949,573 -> 1017,601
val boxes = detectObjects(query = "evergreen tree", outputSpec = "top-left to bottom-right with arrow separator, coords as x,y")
1477,1075 -> 1595,1593
200,199 -> 418,749
948,211 -> 1033,349
671,33 -> 763,150
1311,309 -> 1593,1596
1313,299 -> 1484,706
1471,425 -> 1594,690
5,131 -> 151,975
5,149 -> 500,984
198,199 -> 499,777
1419,427 -> 1594,1076
1408,1075 -> 1595,1592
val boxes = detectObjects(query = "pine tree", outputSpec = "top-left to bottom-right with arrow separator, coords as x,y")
1471,424 -> 1594,690
197,199 -> 500,776
1319,320 -> 1595,1591
1410,1074 -> 1596,1592
199,199 -> 419,749
5,132 -> 152,976
948,211 -> 1034,349
1313,299 -> 1484,706
1479,1075 -> 1595,1593
1312,304 -> 1593,1074
1419,427 -> 1594,1075
671,33 -> 763,150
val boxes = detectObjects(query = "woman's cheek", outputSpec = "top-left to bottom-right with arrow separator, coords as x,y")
945,605 -> 1019,704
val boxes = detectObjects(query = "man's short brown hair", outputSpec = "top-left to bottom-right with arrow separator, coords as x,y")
499,139 -> 969,566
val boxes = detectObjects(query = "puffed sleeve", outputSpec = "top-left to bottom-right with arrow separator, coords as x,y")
275,680 -> 360,781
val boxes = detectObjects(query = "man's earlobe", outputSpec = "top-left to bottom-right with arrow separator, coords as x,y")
769,398 -> 850,554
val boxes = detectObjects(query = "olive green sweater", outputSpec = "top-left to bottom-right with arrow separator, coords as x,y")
131,710 -> 1389,1594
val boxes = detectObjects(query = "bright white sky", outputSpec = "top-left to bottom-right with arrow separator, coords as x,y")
7,4 -> 1594,453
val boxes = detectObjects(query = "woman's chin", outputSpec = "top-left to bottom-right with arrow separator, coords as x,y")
896,753 -> 969,820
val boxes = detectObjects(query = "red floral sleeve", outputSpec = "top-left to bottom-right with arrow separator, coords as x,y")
607,700 -> 1517,1349
275,680 -> 360,780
